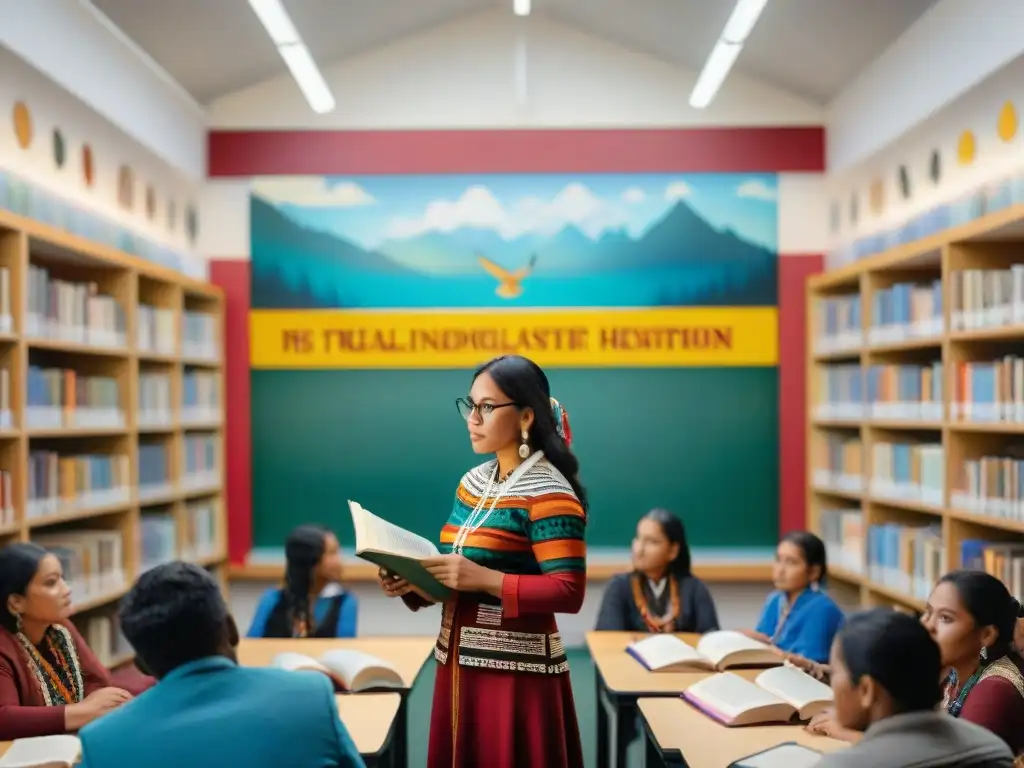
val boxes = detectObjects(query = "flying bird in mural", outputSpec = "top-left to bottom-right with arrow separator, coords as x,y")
477,253 -> 538,299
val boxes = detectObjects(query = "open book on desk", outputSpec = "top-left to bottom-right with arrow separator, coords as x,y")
729,742 -> 823,768
272,649 -> 405,693
349,500 -> 452,602
627,630 -> 783,672
0,735 -> 80,768
682,666 -> 834,726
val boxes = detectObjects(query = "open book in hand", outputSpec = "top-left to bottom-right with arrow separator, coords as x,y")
272,649 -> 404,693
0,735 -> 80,768
682,666 -> 834,726
349,500 -> 452,602
627,631 -> 783,672
729,742 -> 824,768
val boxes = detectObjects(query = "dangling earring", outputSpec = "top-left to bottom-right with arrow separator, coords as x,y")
11,611 -> 22,635
981,646 -> 989,661
518,429 -> 530,459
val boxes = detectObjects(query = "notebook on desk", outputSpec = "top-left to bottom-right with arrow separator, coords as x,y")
729,741 -> 823,768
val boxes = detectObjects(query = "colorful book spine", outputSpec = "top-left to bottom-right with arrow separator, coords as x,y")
815,365 -> 864,419
950,266 -> 1024,331
959,539 -> 1024,601
182,369 -> 221,424
818,508 -> 864,575
138,443 -> 173,501
815,294 -> 862,353
951,454 -> 1024,521
869,441 -> 944,506
868,279 -> 943,344
139,511 -> 177,572
25,366 -> 123,430
181,434 -> 219,490
181,499 -> 218,561
812,435 -> 863,493
867,362 -> 943,420
866,523 -> 944,600
137,304 -> 176,356
138,372 -> 172,428
25,265 -> 126,348
951,357 -> 1024,423
26,451 -> 131,519
182,311 -> 218,361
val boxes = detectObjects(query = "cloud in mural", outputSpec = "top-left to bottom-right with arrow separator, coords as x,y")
736,179 -> 776,201
386,182 -> 625,239
664,181 -> 693,201
254,177 -> 376,207
621,187 -> 646,204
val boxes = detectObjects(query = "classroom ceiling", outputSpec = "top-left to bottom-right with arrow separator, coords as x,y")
89,0 -> 938,106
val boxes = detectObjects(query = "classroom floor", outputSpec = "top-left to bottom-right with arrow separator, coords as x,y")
406,647 -> 641,768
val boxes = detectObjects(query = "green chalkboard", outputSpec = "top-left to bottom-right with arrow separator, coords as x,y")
250,367 -> 779,552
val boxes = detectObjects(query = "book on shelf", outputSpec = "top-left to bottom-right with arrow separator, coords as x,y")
866,523 -> 943,601
182,369 -> 221,424
181,499 -> 218,561
0,469 -> 13,527
0,734 -> 80,768
34,530 -> 125,601
182,311 -> 218,360
26,366 -> 123,430
136,303 -> 176,356
950,266 -> 1024,331
952,451 -> 1024,520
869,441 -> 944,506
728,742 -> 824,768
626,631 -> 781,672
0,265 -> 11,334
138,443 -> 173,500
26,265 -> 126,348
868,280 -> 943,344
960,540 -> 1024,600
814,365 -> 863,420
138,371 -> 172,428
681,666 -> 833,726
26,451 -> 130,519
812,434 -> 863,494
349,500 -> 451,601
181,434 -> 219,490
271,649 -> 403,692
866,362 -> 943,421
818,508 -> 864,576
0,366 -> 10,430
814,294 -> 862,353
951,357 -> 1024,423
140,511 -> 177,571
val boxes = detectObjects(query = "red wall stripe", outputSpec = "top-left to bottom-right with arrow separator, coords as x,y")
207,127 -> 825,177
778,254 -> 823,536
209,260 -> 252,565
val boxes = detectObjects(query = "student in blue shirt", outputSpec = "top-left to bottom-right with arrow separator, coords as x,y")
749,531 -> 845,664
77,562 -> 365,768
247,524 -> 358,639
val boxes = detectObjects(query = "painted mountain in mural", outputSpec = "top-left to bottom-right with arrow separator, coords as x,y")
250,194 -> 777,310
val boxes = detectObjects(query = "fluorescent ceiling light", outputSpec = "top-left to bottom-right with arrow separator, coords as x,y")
248,0 -> 335,114
514,0 -> 531,16
689,0 -> 768,109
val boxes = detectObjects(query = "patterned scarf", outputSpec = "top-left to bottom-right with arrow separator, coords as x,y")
15,624 -> 85,705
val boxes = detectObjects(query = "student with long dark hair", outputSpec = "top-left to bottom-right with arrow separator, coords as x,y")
815,609 -> 1012,767
595,508 -> 719,633
746,531 -> 844,663
377,354 -> 587,768
247,525 -> 356,639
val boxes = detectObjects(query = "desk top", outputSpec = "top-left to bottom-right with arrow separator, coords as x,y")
587,631 -> 735,695
639,697 -> 848,768
237,636 -> 436,690
0,693 -> 401,760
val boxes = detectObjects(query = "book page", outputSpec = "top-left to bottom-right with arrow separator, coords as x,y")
629,634 -> 704,669
0,735 -> 80,768
686,672 -> 785,722
349,501 -> 439,559
696,630 -> 771,665
272,652 -> 327,673
733,742 -> 823,768
319,649 -> 402,689
755,665 -> 833,710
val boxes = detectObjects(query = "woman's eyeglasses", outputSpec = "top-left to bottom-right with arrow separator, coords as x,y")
455,397 -> 518,421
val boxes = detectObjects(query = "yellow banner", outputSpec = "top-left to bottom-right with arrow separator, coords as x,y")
249,307 -> 778,369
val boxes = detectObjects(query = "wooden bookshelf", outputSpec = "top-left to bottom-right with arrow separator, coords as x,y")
806,204 -> 1024,614
0,209 -> 226,667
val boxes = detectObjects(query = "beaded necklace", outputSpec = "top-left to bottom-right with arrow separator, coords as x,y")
943,665 -> 986,718
15,625 -> 84,705
630,573 -> 680,633
452,452 -> 542,554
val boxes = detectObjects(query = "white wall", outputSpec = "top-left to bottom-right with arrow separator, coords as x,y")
208,9 -> 823,131
0,46 -> 205,276
826,54 -> 1024,267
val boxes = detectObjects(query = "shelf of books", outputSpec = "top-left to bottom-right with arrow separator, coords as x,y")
807,204 -> 1024,615
0,209 -> 226,668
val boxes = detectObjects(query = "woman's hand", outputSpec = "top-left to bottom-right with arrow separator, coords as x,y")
805,708 -> 861,743
422,554 -> 504,596
64,687 -> 133,730
782,652 -> 831,681
740,629 -> 772,644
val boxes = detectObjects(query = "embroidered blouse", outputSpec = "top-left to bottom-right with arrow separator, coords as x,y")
950,654 -> 1024,755
754,588 -> 845,663
409,454 -> 587,674
0,620 -> 113,740
594,572 -> 720,633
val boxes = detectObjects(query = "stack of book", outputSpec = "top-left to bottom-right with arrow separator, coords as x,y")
866,522 -> 944,600
182,311 -> 218,360
950,266 -> 1024,331
182,434 -> 219,490
818,508 -> 865,575
951,452 -> 1024,521
182,369 -> 220,424
33,529 -> 125,604
951,357 -> 1024,423
138,443 -> 172,501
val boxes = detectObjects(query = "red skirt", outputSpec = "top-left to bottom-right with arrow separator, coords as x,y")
427,655 -> 585,768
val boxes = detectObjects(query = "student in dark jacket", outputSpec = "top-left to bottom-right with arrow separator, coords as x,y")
595,508 -> 719,634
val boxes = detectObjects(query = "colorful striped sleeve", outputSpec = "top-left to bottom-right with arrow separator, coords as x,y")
527,494 -> 587,575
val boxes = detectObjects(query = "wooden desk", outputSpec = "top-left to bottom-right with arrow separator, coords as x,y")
638,697 -> 848,768
0,694 -> 402,766
588,631 -> 743,768
238,636 -> 435,767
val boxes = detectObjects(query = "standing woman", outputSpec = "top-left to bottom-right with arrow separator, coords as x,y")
247,525 -> 355,638
378,354 -> 587,768
595,508 -> 719,633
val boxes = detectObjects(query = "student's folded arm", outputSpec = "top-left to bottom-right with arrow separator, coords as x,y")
502,497 -> 587,619
0,661 -> 67,740
594,575 -> 632,631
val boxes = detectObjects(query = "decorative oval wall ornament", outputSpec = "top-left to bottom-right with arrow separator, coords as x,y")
185,204 -> 198,245
52,129 -> 66,168
929,150 -> 941,184
869,179 -> 885,215
118,165 -> 134,210
82,144 -> 95,188
997,101 -> 1018,143
957,130 -> 976,166
898,165 -> 911,200
145,185 -> 156,220
12,102 -> 32,149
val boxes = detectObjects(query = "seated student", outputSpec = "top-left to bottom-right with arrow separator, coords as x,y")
747,531 -> 844,663
595,508 -> 719,633
922,570 -> 1024,755
0,542 -> 139,740
814,608 -> 1013,768
78,561 -> 365,768
247,524 -> 357,638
